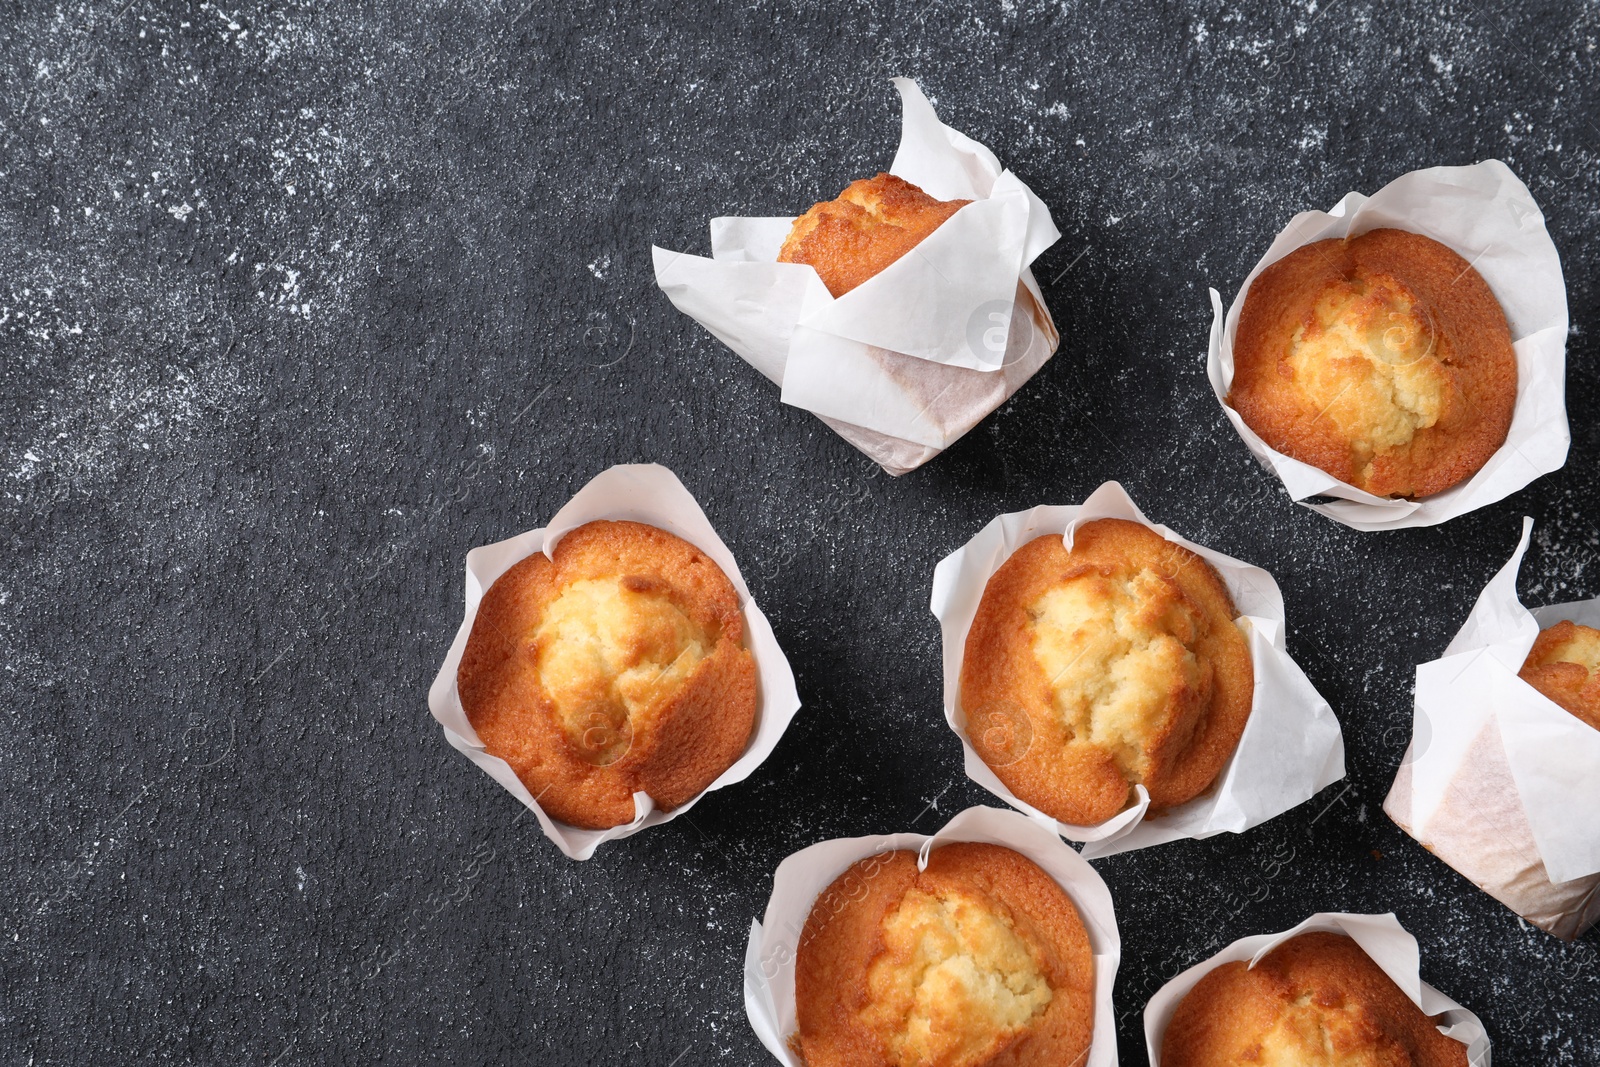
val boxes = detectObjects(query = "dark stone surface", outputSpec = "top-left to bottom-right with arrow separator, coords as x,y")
3,0 -> 1598,1062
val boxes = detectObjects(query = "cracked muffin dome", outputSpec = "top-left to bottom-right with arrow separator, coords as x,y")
456,520 -> 757,830
792,842 -> 1094,1067
1519,620 -> 1600,732
1228,227 -> 1516,499
1162,932 -> 1468,1067
778,172 -> 971,298
959,518 -> 1254,827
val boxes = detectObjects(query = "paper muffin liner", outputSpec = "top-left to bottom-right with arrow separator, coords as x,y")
744,805 -> 1121,1067
427,463 -> 802,861
1206,160 -> 1569,531
1143,913 -> 1489,1066
654,77 -> 1061,476
929,481 -> 1345,858
1384,517 -> 1600,939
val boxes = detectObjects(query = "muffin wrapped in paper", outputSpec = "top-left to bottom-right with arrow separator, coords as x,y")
428,464 -> 802,861
744,806 -> 1120,1067
1207,160 -> 1568,531
930,481 -> 1344,857
654,78 -> 1060,476
1143,913 -> 1488,1066
1385,518 -> 1600,940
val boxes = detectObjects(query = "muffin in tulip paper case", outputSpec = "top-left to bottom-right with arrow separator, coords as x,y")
1144,913 -> 1488,1067
744,806 -> 1121,1067
1208,160 -> 1567,531
654,77 -> 1061,476
428,464 -> 801,861
930,481 -> 1344,857
1387,517 -> 1600,940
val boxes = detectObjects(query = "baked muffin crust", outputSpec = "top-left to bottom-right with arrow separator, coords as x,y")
960,519 -> 1254,826
1163,932 -> 1468,1067
1519,620 -> 1600,731
457,520 -> 757,829
1228,228 -> 1516,499
778,172 -> 970,298
793,842 -> 1094,1067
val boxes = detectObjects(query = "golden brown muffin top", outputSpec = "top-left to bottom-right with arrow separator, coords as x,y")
457,520 -> 757,829
777,173 -> 970,297
959,519 -> 1254,826
793,842 -> 1094,1067
1228,228 -> 1516,499
1163,932 -> 1468,1067
1519,620 -> 1600,732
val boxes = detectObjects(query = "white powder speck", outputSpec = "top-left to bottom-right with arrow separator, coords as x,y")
1297,127 -> 1328,150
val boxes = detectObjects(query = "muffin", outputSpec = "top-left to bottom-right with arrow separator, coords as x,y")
1163,931 -> 1468,1067
793,842 -> 1094,1067
1228,227 -> 1517,499
1519,619 -> 1600,731
778,172 -> 971,297
959,519 -> 1254,826
457,520 -> 757,829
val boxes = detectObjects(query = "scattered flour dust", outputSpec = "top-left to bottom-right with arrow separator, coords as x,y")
4,349 -> 247,500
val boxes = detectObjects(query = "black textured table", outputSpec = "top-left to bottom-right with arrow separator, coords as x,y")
5,2 -> 1598,1063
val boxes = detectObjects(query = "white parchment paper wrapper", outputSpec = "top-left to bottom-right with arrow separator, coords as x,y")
427,463 -> 802,861
1206,160 -> 1569,531
1385,517 -> 1600,938
744,805 -> 1120,1067
1143,913 -> 1489,1066
654,77 -> 1061,476
930,481 -> 1345,858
